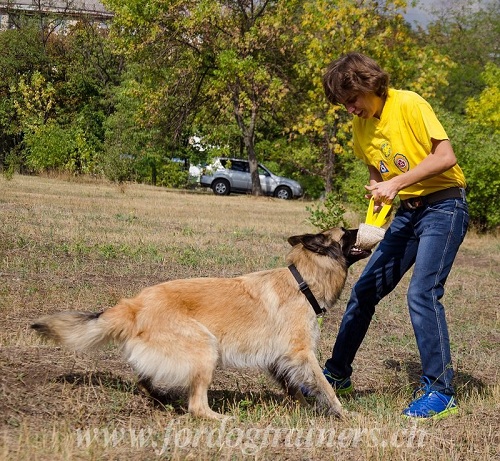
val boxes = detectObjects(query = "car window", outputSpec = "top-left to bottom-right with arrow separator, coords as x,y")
258,165 -> 270,176
231,161 -> 249,173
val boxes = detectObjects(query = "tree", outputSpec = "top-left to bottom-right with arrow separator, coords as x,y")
0,4 -> 121,175
5,0 -> 72,48
437,108 -> 500,232
11,69 -> 100,175
0,24 -> 49,171
103,0 -> 301,195
423,0 -> 500,114
199,1 -> 301,196
286,0 -> 452,194
100,0 -> 218,184
465,62 -> 500,131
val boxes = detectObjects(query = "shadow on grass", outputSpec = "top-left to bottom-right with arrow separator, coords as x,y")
55,364 -> 489,419
454,372 -> 488,397
383,358 -> 488,396
55,372 -> 287,416
137,379 -> 287,416
56,371 -> 135,392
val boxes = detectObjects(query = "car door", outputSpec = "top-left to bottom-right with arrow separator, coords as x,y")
258,164 -> 276,194
230,160 -> 251,191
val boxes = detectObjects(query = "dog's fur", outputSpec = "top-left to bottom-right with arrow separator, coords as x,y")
31,227 -> 369,419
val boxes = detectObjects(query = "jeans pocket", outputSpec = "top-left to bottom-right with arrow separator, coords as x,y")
426,199 -> 469,242
457,201 -> 470,239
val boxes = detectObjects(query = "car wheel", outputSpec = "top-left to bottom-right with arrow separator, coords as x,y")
212,179 -> 230,196
274,186 -> 292,200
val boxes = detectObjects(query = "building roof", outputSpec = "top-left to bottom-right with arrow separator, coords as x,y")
0,1 -> 113,19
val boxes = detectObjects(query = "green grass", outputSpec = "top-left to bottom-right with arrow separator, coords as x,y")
0,174 -> 498,460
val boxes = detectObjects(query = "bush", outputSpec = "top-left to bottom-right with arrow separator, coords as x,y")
101,149 -> 137,183
440,111 -> 500,231
24,123 -> 96,174
306,192 -> 349,230
157,162 -> 190,188
336,155 -> 369,213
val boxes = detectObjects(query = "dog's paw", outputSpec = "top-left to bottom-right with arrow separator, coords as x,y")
312,400 -> 343,418
327,407 -> 344,419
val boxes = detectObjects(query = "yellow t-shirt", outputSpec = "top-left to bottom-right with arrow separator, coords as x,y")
352,88 -> 466,199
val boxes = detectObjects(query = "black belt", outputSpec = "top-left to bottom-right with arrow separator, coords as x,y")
400,187 -> 464,211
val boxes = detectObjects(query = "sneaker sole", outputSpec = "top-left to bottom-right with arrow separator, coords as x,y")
323,371 -> 354,396
430,405 -> 459,420
335,384 -> 354,396
402,405 -> 458,421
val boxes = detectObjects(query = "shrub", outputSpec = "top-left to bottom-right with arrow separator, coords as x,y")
439,111 -> 500,231
24,123 -> 96,174
336,155 -> 369,213
157,162 -> 190,188
306,192 -> 349,230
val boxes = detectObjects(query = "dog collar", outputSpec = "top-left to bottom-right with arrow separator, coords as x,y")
288,264 -> 326,317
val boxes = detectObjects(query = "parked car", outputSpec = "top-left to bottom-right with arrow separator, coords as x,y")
200,158 -> 303,200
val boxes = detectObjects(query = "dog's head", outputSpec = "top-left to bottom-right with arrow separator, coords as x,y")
288,227 -> 371,267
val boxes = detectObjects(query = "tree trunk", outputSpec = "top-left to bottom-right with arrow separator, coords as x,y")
323,127 -> 336,194
233,94 -> 263,196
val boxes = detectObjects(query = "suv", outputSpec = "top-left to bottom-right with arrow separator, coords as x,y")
200,158 -> 303,200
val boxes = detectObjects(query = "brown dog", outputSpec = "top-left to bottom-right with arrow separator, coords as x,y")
31,228 -> 370,419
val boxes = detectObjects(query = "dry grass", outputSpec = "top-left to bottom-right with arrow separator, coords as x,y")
1,174 -> 498,460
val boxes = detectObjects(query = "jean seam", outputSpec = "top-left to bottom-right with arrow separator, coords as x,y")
432,204 -> 458,391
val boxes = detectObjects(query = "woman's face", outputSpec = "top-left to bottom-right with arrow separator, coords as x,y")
343,92 -> 385,119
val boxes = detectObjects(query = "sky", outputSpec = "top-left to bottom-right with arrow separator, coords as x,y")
403,0 -> 436,27
403,0 -> 497,27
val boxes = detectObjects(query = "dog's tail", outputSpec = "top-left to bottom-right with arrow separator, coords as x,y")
31,311 -> 111,351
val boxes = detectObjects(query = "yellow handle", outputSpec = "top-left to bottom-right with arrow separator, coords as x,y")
365,197 -> 392,227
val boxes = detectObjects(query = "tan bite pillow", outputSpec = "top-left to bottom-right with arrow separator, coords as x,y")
355,198 -> 392,250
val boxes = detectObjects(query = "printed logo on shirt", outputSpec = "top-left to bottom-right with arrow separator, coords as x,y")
394,154 -> 410,173
381,142 -> 392,158
379,160 -> 389,174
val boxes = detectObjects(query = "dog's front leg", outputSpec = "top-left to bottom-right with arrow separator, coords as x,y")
307,365 -> 343,417
269,355 -> 343,417
292,389 -> 309,407
268,360 -> 311,410
291,354 -> 343,418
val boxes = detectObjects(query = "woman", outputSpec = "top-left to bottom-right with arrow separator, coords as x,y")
320,52 -> 469,419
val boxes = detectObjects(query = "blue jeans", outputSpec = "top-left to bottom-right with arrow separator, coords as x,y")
325,192 -> 469,394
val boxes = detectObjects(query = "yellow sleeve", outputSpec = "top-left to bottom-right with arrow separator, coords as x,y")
405,98 -> 448,150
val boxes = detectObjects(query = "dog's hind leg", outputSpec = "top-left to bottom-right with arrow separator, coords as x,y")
184,324 -> 222,419
124,319 -> 222,419
187,368 -> 222,420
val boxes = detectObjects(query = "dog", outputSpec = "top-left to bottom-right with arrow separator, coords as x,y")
31,227 -> 370,419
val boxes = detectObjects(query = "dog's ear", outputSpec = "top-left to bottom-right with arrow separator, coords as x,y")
288,233 -> 336,256
288,234 -> 307,247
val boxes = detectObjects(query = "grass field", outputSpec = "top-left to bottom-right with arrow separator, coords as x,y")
1,175 -> 498,460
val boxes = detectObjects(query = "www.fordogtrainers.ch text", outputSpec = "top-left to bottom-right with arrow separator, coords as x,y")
76,419 -> 428,455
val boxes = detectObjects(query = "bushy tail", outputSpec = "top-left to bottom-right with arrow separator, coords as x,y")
31,311 -> 110,351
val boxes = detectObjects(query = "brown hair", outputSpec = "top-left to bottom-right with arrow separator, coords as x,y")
323,52 -> 390,105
